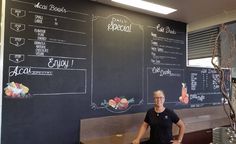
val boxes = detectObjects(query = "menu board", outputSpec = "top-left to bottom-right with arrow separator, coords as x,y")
147,68 -> 186,108
91,14 -> 145,113
1,0 -> 230,143
145,21 -> 187,109
186,67 -> 231,108
5,1 -> 90,96
2,0 -> 92,144
146,23 -> 186,68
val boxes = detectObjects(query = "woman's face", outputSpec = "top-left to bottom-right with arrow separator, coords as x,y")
153,92 -> 165,107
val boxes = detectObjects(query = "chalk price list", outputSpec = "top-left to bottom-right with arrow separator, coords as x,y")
149,24 -> 185,68
7,0 -> 89,95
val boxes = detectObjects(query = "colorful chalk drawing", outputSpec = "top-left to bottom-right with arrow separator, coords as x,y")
179,83 -> 189,104
101,96 -> 135,112
4,82 -> 31,98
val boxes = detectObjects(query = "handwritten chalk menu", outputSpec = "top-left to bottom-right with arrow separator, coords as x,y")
146,22 -> 186,68
145,21 -> 187,108
91,14 -> 144,113
186,67 -> 231,108
4,0 -> 90,96
2,0 -> 188,117
147,67 -> 186,109
2,0 -> 92,143
1,0 -> 231,143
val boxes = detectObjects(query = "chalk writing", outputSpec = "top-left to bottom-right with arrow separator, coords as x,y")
156,24 -> 176,34
34,2 -> 67,13
152,67 -> 181,77
48,58 -> 70,69
107,17 -> 132,32
190,94 -> 205,102
9,66 -> 31,77
191,73 -> 197,91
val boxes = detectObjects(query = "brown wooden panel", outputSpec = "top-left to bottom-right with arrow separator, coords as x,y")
81,106 -> 230,144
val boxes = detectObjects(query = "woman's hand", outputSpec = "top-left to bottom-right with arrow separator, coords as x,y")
171,140 -> 181,144
132,138 -> 140,144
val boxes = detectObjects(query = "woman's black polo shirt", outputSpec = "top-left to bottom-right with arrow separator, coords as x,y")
144,108 -> 180,144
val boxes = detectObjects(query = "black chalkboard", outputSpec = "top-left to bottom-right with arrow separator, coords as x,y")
2,0 -> 92,144
91,14 -> 144,113
147,68 -> 187,109
185,67 -> 231,108
1,0 -> 229,144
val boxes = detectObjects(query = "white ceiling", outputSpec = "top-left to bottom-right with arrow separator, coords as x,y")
93,0 -> 236,24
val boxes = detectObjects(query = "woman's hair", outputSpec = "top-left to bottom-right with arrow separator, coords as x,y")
153,90 -> 165,97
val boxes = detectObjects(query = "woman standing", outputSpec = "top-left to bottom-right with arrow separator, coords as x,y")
132,90 -> 185,144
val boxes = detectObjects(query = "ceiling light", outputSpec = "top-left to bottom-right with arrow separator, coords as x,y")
111,0 -> 177,15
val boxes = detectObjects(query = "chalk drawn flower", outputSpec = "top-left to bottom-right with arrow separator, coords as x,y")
4,82 -> 31,98
101,96 -> 135,110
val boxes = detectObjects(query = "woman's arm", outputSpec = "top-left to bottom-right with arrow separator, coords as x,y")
132,122 -> 149,144
171,119 -> 185,144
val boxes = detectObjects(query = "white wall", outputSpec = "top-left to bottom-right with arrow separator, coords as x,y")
188,9 -> 236,32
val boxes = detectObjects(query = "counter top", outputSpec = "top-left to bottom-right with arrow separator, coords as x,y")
81,106 -> 230,144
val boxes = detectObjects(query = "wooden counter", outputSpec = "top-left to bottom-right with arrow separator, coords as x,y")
80,106 -> 230,144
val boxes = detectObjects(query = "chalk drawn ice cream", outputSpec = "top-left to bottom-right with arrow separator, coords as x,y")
102,96 -> 135,110
179,83 -> 189,104
4,82 -> 31,98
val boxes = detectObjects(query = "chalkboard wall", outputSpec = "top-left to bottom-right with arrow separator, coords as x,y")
1,0 -> 229,143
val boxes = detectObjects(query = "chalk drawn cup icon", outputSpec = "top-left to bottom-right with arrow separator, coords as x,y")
9,54 -> 25,63
10,23 -> 26,32
10,37 -> 25,47
179,83 -> 189,104
11,8 -> 26,18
